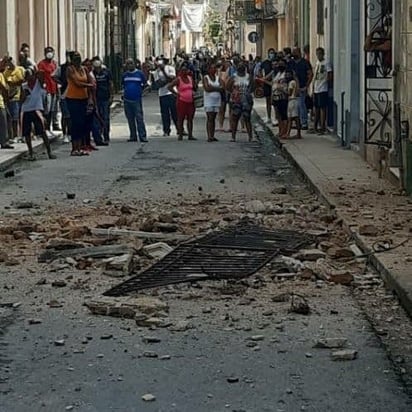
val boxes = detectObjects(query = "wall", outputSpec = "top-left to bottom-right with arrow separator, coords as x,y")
0,0 -> 107,64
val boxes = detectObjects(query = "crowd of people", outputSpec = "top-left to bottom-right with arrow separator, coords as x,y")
0,43 -> 114,158
0,43 -> 333,159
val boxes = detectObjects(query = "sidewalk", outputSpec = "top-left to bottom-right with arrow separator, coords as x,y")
254,99 -> 412,316
0,134 -> 59,172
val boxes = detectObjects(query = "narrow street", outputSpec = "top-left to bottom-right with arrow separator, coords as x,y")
0,93 -> 411,412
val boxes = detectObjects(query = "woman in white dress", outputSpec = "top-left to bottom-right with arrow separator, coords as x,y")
203,63 -> 224,142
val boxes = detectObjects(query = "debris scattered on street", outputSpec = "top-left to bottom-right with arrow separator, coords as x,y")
331,350 -> 358,361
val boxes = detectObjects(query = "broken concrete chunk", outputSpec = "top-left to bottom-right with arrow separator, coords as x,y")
143,242 -> 173,259
331,350 -> 358,361
154,222 -> 179,233
244,200 -> 266,213
102,253 -> 134,274
296,249 -> 326,262
85,296 -> 169,319
142,336 -> 162,343
142,394 -> 156,402
314,338 -> 348,349
169,320 -> 194,332
359,224 -> 379,237
46,238 -> 86,250
329,271 -> 354,286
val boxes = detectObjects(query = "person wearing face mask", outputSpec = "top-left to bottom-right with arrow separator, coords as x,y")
261,48 -> 276,125
226,62 -> 255,142
66,51 -> 95,156
289,47 -> 313,130
91,56 -> 113,145
153,58 -> 178,137
269,60 -> 289,139
38,46 -> 60,133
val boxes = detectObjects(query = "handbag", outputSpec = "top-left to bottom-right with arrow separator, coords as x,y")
193,90 -> 203,108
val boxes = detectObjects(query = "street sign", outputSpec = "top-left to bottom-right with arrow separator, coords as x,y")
248,31 -> 260,43
73,0 -> 96,12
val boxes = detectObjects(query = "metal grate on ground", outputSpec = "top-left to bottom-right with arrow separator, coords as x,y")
103,225 -> 313,296
196,225 -> 314,254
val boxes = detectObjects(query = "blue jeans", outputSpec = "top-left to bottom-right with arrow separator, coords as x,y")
124,99 -> 147,142
93,99 -> 111,142
298,88 -> 308,128
159,94 -> 177,135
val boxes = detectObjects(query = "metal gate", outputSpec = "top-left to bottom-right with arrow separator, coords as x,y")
364,0 -> 393,147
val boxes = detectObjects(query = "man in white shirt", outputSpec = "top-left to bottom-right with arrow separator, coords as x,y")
153,59 -> 177,136
312,47 -> 333,134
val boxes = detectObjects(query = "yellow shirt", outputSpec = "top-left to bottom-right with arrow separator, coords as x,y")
0,73 -> 6,109
4,66 -> 25,101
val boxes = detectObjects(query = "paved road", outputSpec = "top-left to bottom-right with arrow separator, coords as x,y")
0,93 -> 411,412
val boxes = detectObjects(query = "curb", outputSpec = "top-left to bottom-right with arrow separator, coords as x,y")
0,135 -> 60,173
253,110 -> 412,317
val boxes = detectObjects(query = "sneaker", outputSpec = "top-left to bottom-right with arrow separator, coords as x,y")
63,135 -> 70,144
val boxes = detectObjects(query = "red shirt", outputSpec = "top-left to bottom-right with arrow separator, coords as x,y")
38,59 -> 58,94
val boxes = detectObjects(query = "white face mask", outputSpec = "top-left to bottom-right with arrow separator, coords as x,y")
46,52 -> 54,59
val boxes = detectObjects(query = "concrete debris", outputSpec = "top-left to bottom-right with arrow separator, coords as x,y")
331,350 -> 358,361
143,351 -> 158,358
54,339 -> 65,346
327,247 -> 355,259
305,259 -> 354,285
314,338 -> 348,349
142,394 -> 156,402
90,227 -> 190,242
46,238 -> 86,250
142,336 -> 162,343
51,280 -> 67,288
143,242 -> 173,259
135,316 -> 171,328
296,249 -> 327,262
248,335 -> 265,342
290,295 -> 310,315
169,320 -> 194,332
244,200 -> 266,213
101,253 -> 134,277
39,244 -> 130,263
359,224 -> 379,237
85,296 -> 169,319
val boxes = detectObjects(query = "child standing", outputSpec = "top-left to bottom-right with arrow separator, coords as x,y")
286,69 -> 301,139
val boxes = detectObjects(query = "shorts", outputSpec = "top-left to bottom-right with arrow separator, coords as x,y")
230,101 -> 253,119
22,110 -> 45,137
177,99 -> 195,119
60,98 -> 70,119
314,92 -> 328,109
7,101 -> 20,121
204,106 -> 220,113
273,99 -> 288,121
288,98 -> 299,118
